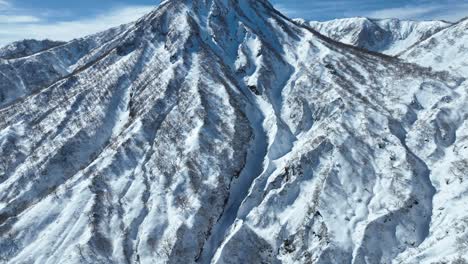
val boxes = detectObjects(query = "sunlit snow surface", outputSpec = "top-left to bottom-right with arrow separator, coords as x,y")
299,17 -> 452,56
0,0 -> 467,263
401,18 -> 468,77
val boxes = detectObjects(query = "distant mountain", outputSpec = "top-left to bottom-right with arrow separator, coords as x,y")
0,1 -> 467,264
298,17 -> 451,56
0,39 -> 66,60
0,24 -> 131,107
401,18 -> 468,76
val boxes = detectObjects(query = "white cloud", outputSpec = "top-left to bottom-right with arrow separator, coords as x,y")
430,4 -> 468,22
0,5 -> 155,46
363,3 -> 468,22
274,0 -> 468,23
274,4 -> 305,18
364,6 -> 440,20
0,14 -> 41,23
0,0 -> 10,8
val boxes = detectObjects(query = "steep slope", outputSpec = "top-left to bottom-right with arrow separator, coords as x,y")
0,1 -> 467,264
401,18 -> 468,77
0,39 -> 66,60
299,17 -> 451,56
0,24 -> 131,107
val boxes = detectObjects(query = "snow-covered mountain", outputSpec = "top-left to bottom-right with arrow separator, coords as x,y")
401,18 -> 468,77
0,1 -> 467,264
0,39 -> 66,60
299,17 -> 451,56
0,24 -> 131,107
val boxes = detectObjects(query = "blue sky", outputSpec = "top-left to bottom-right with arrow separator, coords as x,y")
0,0 -> 467,46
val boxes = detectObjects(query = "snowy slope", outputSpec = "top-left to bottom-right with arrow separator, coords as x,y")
401,18 -> 468,77
0,24 -> 132,107
299,17 -> 451,56
0,1 -> 467,264
0,39 -> 66,60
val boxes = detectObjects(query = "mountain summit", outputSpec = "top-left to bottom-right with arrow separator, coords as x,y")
0,1 -> 467,264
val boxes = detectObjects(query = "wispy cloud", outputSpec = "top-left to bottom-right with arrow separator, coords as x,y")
363,4 -> 468,21
273,0 -> 381,20
429,3 -> 468,22
0,14 -> 41,23
274,4 -> 305,18
0,0 -> 10,8
0,3 -> 154,46
364,6 -> 440,20
272,0 -> 468,22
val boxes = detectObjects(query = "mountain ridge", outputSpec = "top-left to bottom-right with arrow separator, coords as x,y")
299,17 -> 452,56
401,17 -> 468,76
0,39 -> 66,60
0,23 -> 134,108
